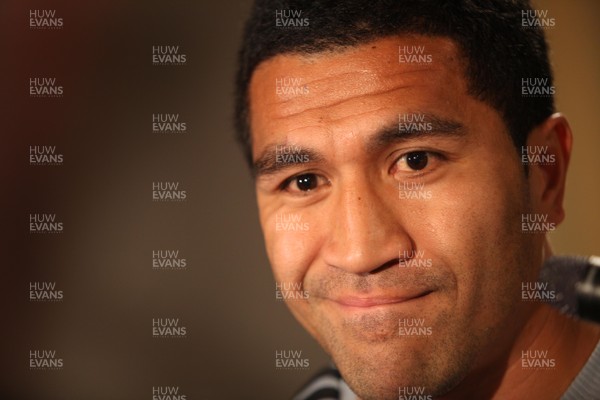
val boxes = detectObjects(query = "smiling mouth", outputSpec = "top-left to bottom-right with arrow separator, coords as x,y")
331,290 -> 433,309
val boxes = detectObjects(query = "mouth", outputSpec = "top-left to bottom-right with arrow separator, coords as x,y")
330,290 -> 433,309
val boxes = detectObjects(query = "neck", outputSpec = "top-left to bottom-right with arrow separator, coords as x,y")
447,305 -> 600,399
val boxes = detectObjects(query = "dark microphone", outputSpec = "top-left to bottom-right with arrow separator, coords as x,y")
540,255 -> 600,324
576,256 -> 600,323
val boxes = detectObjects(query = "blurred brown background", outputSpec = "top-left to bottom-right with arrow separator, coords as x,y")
0,0 -> 597,399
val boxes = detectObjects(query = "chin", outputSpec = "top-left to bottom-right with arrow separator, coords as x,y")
322,333 -> 467,400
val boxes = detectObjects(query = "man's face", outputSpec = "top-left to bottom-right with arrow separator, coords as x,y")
249,36 -> 543,399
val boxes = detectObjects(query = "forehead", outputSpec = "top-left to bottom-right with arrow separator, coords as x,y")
248,35 -> 472,154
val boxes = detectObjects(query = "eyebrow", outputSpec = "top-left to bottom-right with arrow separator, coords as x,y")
368,113 -> 466,153
253,113 -> 466,179
253,145 -> 324,178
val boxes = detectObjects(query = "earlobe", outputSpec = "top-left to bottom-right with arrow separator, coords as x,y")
525,113 -> 573,225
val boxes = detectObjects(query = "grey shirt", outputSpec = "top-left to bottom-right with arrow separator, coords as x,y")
561,339 -> 600,400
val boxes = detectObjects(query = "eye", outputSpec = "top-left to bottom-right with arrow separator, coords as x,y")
280,173 -> 326,193
394,151 -> 440,173
295,174 -> 317,191
404,151 -> 429,170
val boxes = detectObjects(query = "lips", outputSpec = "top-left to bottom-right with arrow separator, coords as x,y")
331,291 -> 432,308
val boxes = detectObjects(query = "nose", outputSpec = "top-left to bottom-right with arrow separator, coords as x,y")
321,175 -> 413,275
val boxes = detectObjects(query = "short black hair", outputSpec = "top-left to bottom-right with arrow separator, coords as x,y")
235,0 -> 555,167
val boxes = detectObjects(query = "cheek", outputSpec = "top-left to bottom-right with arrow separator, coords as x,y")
416,154 -> 530,319
260,205 -> 322,284
424,171 -> 524,255
399,165 -> 523,258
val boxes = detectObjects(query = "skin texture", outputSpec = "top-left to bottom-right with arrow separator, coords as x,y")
248,36 -> 600,399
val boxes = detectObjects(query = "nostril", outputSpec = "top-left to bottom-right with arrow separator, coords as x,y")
370,258 -> 402,274
399,250 -> 416,264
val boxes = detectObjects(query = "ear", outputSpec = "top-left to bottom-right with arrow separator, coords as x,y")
525,113 -> 573,226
